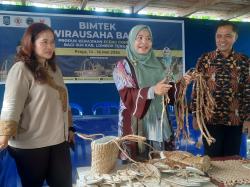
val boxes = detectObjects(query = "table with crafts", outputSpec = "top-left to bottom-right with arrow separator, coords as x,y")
74,154 -> 250,187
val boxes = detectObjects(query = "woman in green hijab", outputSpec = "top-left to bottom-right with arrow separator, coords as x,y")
113,25 -> 191,160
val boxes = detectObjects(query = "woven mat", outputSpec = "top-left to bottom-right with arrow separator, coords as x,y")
207,160 -> 250,186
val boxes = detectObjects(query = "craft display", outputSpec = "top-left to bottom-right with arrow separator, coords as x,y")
77,161 -> 211,187
76,133 -> 214,186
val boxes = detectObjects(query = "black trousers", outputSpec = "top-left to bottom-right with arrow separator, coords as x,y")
8,141 -> 72,187
203,124 -> 243,157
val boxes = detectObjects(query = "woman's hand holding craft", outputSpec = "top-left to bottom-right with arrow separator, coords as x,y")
0,135 -> 9,151
68,130 -> 75,143
154,78 -> 172,96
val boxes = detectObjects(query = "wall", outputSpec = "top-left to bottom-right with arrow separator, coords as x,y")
185,19 -> 250,71
0,5 -> 250,114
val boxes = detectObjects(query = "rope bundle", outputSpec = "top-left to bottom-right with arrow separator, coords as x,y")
175,69 -> 216,146
192,72 -> 216,146
175,78 -> 190,141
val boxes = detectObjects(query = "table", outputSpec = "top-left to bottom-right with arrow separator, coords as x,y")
75,156 -> 250,187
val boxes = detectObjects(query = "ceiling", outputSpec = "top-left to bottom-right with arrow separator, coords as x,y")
4,0 -> 250,21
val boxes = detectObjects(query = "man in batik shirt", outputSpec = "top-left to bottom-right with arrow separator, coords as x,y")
192,20 -> 250,157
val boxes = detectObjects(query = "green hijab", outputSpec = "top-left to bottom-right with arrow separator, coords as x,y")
127,25 -> 172,144
126,25 -> 165,88
126,25 -> 166,87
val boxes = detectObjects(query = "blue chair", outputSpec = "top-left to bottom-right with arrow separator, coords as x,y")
240,133 -> 247,158
0,149 -> 21,187
91,101 -> 119,115
68,103 -> 89,166
70,102 -> 84,116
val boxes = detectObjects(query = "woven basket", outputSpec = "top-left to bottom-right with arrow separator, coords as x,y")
76,133 -> 147,174
91,136 -> 119,174
90,134 -> 146,174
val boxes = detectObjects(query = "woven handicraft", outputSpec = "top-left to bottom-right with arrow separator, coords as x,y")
207,160 -> 250,186
162,151 -> 211,172
150,150 -> 211,172
90,135 -> 146,174
91,136 -> 119,174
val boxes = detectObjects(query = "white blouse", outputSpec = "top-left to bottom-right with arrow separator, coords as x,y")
0,61 -> 69,149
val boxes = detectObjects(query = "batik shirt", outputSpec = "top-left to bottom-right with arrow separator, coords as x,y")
192,49 -> 250,126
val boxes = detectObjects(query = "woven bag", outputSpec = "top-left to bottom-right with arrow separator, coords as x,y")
91,136 -> 119,174
76,133 -> 147,174
90,134 -> 146,174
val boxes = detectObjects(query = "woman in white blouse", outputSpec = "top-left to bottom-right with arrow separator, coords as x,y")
0,23 -> 74,187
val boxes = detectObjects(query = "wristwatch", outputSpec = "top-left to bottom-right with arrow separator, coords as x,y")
68,126 -> 76,133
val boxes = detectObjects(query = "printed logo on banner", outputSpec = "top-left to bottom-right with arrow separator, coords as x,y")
3,16 -> 10,25
1,15 -> 51,27
39,19 -> 46,24
14,17 -> 22,26
26,17 -> 34,25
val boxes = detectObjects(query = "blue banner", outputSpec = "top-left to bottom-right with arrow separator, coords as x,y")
0,11 -> 184,83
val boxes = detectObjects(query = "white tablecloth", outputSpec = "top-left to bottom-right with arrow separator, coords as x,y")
75,165 -> 216,187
